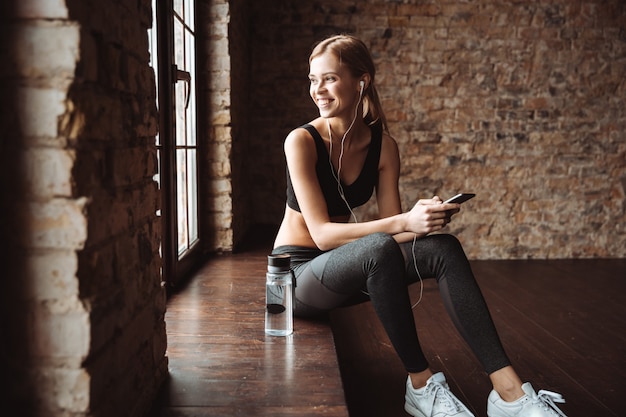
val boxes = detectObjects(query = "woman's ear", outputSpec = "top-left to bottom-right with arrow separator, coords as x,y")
359,74 -> 372,91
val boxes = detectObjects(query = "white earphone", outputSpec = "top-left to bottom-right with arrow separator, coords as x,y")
359,80 -> 365,92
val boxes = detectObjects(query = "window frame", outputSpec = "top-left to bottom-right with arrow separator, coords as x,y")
152,0 -> 202,288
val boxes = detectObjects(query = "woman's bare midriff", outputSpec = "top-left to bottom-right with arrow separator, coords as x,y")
273,205 -> 349,249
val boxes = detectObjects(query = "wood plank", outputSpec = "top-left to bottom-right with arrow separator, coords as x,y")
149,248 -> 349,417
150,243 -> 625,417
472,260 -> 626,416
152,405 -> 350,416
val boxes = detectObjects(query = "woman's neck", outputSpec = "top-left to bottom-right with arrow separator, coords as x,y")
326,117 -> 366,145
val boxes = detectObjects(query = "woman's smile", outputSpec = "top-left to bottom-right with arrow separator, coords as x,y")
316,98 -> 334,109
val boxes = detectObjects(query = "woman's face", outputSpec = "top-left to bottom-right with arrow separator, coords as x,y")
309,52 -> 360,119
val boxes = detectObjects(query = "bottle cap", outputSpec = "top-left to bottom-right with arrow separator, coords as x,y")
268,254 -> 291,269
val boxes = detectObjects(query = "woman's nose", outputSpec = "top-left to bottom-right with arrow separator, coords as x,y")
314,81 -> 325,93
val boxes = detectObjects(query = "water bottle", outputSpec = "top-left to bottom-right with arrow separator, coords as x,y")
265,254 -> 294,336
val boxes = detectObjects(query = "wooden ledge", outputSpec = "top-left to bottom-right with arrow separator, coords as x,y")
151,249 -> 349,416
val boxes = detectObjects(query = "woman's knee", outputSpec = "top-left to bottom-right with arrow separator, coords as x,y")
362,232 -> 402,258
416,234 -> 468,266
430,233 -> 463,251
355,233 -> 406,279
426,233 -> 470,270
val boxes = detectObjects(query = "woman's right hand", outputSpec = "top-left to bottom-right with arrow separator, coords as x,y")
405,196 -> 460,236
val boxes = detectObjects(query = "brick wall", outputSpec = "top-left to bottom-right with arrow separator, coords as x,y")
197,0 -> 238,251
0,0 -> 623,414
197,0 -> 253,252
0,0 -> 167,415
244,0 -> 626,259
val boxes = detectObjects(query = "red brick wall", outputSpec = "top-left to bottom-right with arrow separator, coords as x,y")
0,1 -> 622,416
243,0 -> 626,259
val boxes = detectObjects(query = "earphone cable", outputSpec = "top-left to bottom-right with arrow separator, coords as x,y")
410,233 -> 424,309
327,84 -> 423,308
327,84 -> 363,223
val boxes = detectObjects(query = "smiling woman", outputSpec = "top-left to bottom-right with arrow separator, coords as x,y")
270,34 -> 569,417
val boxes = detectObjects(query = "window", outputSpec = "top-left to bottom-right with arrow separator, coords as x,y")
173,0 -> 198,256
149,0 -> 200,287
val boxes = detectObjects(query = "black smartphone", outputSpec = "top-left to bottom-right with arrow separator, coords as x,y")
443,193 -> 475,204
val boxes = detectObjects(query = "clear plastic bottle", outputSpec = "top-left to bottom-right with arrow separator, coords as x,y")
265,254 -> 293,336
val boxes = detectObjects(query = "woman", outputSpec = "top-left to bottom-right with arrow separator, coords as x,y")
272,34 -> 567,417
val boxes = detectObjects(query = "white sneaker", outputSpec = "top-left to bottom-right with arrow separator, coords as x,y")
404,372 -> 475,417
487,382 -> 567,417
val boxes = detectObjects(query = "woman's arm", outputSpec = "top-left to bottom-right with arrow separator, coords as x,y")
375,135 -> 457,243
285,129 -> 408,250
286,129 -> 457,251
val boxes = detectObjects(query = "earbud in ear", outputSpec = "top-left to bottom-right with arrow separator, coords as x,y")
359,80 -> 365,90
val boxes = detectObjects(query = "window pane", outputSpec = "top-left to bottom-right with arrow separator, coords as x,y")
175,79 -> 187,147
184,0 -> 194,30
174,18 -> 185,68
185,30 -> 196,146
187,148 -> 198,244
176,149 -> 189,255
173,0 -> 183,17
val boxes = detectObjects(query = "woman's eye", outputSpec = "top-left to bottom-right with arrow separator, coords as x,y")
309,76 -> 336,86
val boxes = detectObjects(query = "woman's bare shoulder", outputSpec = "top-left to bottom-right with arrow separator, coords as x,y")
380,132 -> 400,160
284,120 -> 323,152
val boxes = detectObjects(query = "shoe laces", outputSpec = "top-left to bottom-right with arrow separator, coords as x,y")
426,381 -> 467,413
534,389 -> 567,417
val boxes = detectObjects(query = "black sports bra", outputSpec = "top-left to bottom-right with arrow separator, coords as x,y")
285,122 -> 383,217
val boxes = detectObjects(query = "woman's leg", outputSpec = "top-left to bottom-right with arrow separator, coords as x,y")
400,233 -> 512,375
292,232 -> 430,373
403,234 -> 570,409
489,366 -> 525,401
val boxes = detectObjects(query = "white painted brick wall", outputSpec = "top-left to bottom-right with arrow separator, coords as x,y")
17,87 -> 68,138
1,1 -> 165,416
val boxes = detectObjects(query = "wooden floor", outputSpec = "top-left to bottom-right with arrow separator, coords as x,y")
148,241 -> 348,417
331,259 -> 626,417
149,236 -> 626,417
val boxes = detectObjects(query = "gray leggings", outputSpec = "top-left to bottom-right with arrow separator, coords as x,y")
272,232 -> 510,374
